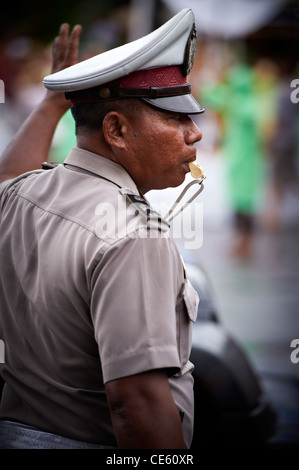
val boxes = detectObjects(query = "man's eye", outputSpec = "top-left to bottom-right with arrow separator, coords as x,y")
168,115 -> 181,121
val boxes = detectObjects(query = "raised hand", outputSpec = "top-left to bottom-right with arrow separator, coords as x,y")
0,23 -> 82,181
45,23 -> 82,112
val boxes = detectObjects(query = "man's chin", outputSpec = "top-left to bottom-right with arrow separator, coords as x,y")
165,172 -> 186,189
143,172 -> 186,193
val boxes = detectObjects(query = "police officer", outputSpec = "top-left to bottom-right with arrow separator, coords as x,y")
0,9 -> 204,449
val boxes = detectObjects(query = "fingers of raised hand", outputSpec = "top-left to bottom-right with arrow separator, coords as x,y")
51,23 -> 82,73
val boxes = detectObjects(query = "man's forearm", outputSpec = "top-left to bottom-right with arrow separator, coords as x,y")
0,23 -> 81,183
110,400 -> 186,449
106,370 -> 187,449
0,98 -> 67,182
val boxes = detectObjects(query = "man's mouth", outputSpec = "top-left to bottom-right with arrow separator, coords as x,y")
182,155 -> 196,172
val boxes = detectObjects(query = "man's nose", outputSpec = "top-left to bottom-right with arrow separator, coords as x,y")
185,120 -> 202,145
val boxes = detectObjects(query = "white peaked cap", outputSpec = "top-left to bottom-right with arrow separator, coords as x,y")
43,9 -> 204,115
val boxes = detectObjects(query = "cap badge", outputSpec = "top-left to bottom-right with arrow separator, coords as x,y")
183,23 -> 197,76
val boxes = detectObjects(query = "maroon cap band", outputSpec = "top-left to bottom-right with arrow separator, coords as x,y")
110,66 -> 188,88
65,65 -> 204,114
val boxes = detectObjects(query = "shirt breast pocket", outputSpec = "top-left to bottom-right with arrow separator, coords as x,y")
183,280 -> 199,323
176,279 -> 199,371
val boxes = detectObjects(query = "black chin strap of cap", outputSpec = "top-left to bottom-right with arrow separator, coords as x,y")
66,83 -> 191,103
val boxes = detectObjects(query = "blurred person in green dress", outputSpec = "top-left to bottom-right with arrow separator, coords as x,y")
200,62 -> 276,258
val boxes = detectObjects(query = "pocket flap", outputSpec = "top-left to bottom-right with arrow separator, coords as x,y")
183,280 -> 199,323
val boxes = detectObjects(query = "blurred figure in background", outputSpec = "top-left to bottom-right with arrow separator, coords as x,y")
0,36 -> 51,154
264,62 -> 299,231
199,61 -> 276,259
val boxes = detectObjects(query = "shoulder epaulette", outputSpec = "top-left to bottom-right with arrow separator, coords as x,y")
125,193 -> 170,232
41,162 -> 59,169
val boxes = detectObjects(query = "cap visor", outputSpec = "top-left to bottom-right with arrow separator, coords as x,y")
142,94 -> 204,115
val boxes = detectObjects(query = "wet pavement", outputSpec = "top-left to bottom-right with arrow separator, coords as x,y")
191,226 -> 299,448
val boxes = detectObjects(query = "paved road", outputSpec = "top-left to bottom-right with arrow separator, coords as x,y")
190,226 -> 299,448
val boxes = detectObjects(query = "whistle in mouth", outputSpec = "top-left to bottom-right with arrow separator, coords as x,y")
189,162 -> 206,179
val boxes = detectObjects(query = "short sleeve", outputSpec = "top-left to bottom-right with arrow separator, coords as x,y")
90,234 -> 182,383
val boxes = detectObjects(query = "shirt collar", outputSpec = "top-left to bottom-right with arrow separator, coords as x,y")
64,147 -> 139,194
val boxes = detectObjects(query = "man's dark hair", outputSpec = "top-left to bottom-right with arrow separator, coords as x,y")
71,98 -> 141,135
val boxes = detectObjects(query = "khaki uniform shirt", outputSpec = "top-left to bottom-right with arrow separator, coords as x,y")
0,147 -> 198,447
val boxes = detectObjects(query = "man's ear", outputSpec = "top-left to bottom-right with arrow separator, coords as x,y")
102,111 -> 128,150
